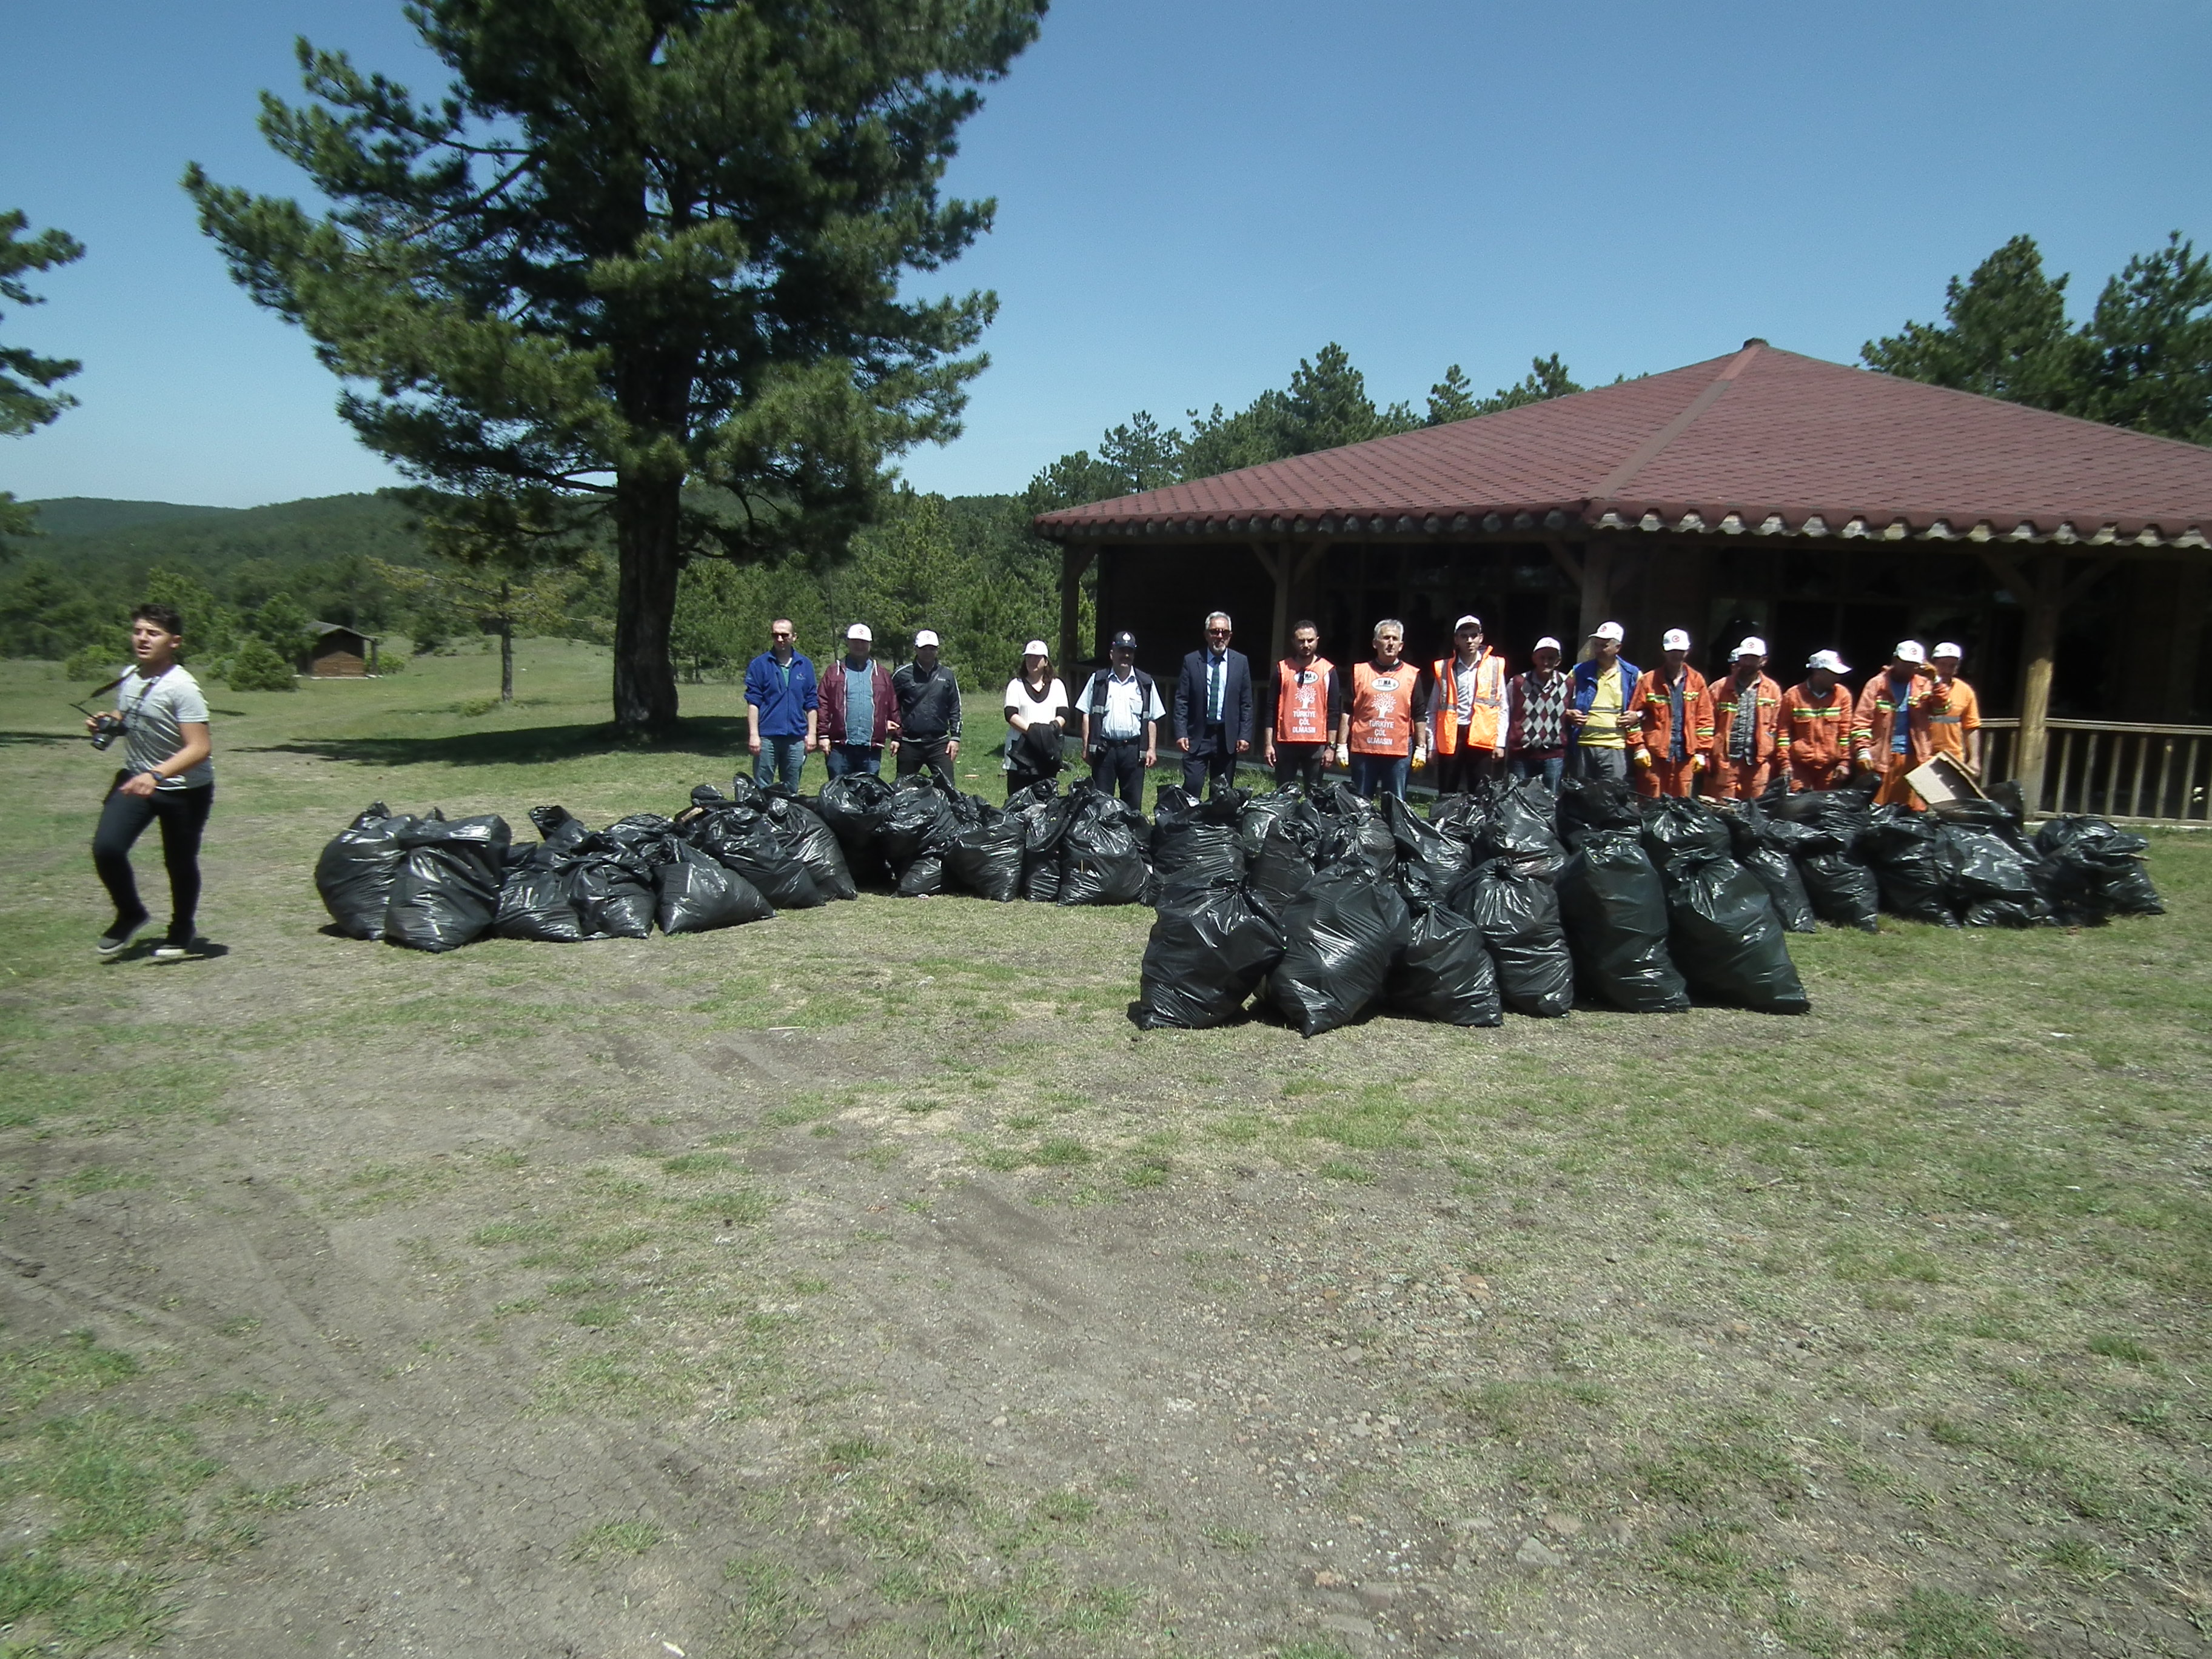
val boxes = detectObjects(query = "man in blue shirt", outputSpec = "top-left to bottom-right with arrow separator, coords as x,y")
744,618 -> 819,793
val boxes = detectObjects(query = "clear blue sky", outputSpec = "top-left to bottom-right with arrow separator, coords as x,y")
5,0 -> 2208,508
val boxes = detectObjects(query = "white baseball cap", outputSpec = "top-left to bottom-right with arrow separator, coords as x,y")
1591,620 -> 1626,642
1894,640 -> 1926,664
1022,638 -> 1049,658
846,622 -> 871,641
1661,628 -> 1692,651
1807,649 -> 1851,674
1931,642 -> 1964,660
1734,636 -> 1768,658
914,629 -> 940,648
1532,635 -> 1563,654
1453,614 -> 1483,633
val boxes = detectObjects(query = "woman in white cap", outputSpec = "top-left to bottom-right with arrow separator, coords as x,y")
1704,637 -> 1785,800
1779,650 -> 1855,792
1852,641 -> 1935,806
1923,643 -> 1983,777
1002,640 -> 1070,799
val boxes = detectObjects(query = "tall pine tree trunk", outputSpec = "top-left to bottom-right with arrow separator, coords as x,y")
612,471 -> 683,734
499,578 -> 514,703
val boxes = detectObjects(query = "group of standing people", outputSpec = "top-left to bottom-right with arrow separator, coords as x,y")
737,612 -> 1984,814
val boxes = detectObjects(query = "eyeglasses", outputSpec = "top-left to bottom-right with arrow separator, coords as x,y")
1206,628 -> 1231,637
771,630 -> 793,639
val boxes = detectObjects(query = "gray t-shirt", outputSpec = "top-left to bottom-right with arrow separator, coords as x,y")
116,665 -> 213,790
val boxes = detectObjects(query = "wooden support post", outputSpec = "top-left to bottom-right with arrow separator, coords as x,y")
2014,555 -> 2062,810
1575,540 -> 1615,646
1059,543 -> 1095,673
1250,543 -> 1286,662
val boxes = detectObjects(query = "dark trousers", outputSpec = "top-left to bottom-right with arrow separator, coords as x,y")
1273,742 -> 1327,792
895,736 -> 955,789
1180,727 -> 1238,797
1430,748 -> 1499,795
1089,738 -> 1147,808
93,779 -> 212,941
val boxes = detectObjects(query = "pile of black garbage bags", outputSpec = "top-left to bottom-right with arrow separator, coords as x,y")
1139,776 -> 1818,1033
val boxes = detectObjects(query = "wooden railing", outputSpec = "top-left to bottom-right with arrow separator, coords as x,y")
1979,717 -> 2212,822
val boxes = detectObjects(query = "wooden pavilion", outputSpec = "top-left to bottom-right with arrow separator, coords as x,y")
1033,341 -> 2212,818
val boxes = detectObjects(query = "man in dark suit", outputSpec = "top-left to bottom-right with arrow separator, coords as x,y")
1173,610 -> 1254,799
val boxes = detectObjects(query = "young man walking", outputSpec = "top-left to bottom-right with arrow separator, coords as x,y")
1704,637 -> 1785,799
743,618 -> 818,792
1422,614 -> 1506,794
90,603 -> 214,961
1260,620 -> 1339,791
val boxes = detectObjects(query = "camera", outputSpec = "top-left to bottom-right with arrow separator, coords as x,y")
88,714 -> 126,751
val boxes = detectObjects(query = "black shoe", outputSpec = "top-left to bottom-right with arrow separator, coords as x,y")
97,914 -> 149,960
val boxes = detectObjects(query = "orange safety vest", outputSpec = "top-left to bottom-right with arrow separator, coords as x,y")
1428,652 -> 1505,754
1349,661 -> 1413,754
1275,656 -> 1333,743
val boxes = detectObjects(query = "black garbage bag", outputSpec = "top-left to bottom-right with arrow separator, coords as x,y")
1861,806 -> 1961,926
946,803 -> 1027,902
880,779 -> 960,877
1455,859 -> 1573,1018
1265,863 -> 1412,1037
1475,777 -> 1567,880
315,802 -> 426,939
1777,790 -> 1880,931
1151,787 -> 1248,884
816,771 -> 899,885
761,796 -> 856,901
568,850 -> 656,939
1386,793 -> 1475,897
720,774 -> 766,808
1241,788 -> 1321,854
1639,795 -> 1733,869
1136,875 -> 1286,1029
655,842 -> 776,933
1660,851 -> 1810,1013
694,810 -> 824,910
599,813 -> 679,854
384,814 -> 511,953
1057,783 -> 1151,907
1717,800 -> 1818,933
1556,828 -> 1690,1011
1245,817 -> 1321,911
527,803 -> 592,859
1428,788 -> 1490,844
1557,775 -> 1642,839
494,862 -> 586,942
2034,815 -> 2164,919
1387,899 -> 1502,1027
1310,783 -> 1396,875
1934,800 -> 2050,927
1010,720 -> 1066,780
1007,782 -> 1070,902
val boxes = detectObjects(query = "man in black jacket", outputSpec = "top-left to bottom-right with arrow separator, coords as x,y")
1172,611 -> 1253,800
890,630 -> 962,788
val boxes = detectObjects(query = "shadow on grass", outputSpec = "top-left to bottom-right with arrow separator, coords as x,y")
253,717 -> 748,768
0,730 -> 82,748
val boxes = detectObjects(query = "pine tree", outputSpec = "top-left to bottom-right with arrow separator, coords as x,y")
1,209 -> 86,547
187,0 -> 1045,733
1862,235 -> 2093,412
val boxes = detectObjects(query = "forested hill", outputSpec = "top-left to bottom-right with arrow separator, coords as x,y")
22,499 -> 242,539
16,492 -> 420,577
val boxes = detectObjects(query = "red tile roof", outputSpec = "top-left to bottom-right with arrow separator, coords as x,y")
1033,342 -> 2212,548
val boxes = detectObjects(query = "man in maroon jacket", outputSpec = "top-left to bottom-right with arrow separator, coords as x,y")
816,623 -> 898,777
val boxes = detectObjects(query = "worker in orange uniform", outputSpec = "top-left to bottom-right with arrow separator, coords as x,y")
1779,650 -> 1855,791
1704,637 -> 1785,799
1629,628 -> 1710,797
1260,619 -> 1341,792
1335,618 -> 1425,801
1422,614 -> 1507,795
1923,642 -> 1983,776
1854,640 -> 1935,807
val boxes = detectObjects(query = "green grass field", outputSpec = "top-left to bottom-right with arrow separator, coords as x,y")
0,639 -> 2206,1658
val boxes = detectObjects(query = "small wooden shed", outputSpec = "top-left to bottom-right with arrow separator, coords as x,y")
303,623 -> 380,677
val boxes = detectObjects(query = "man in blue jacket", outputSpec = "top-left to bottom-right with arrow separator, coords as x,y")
1565,620 -> 1640,783
1172,611 -> 1254,800
744,618 -> 819,792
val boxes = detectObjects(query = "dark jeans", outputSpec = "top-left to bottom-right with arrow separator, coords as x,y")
1510,753 -> 1566,790
1273,742 -> 1327,792
823,743 -> 881,779
1349,751 -> 1410,801
93,778 -> 212,942
1088,738 -> 1147,808
1179,728 -> 1239,797
1430,748 -> 1500,795
753,734 -> 805,792
895,736 -> 956,789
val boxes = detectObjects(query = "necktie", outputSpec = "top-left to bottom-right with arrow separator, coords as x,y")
1208,655 -> 1222,723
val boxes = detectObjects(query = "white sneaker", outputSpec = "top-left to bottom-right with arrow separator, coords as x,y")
97,917 -> 148,960
151,939 -> 193,962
